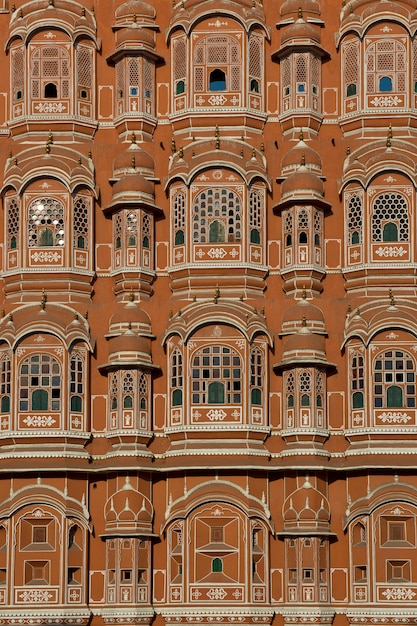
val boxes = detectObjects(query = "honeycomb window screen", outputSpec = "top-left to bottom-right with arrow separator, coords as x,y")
7,197 -> 20,249
28,197 -> 65,248
347,193 -> 363,244
73,196 -> 90,249
371,193 -> 408,242
192,187 -> 242,243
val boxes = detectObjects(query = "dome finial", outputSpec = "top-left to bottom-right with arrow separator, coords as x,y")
41,289 -> 47,310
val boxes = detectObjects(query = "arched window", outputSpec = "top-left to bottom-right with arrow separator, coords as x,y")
382,222 -> 398,242
39,227 -> 54,246
353,391 -> 364,409
44,82 -> 58,98
70,396 -> 82,412
209,220 -> 225,242
123,395 -> 133,409
193,188 -> 242,244
32,386 -> 48,411
373,350 -> 415,408
250,348 -> 264,406
193,34 -> 241,95
208,381 -> 225,404
347,193 -> 363,245
209,69 -> 226,91
173,191 -> 186,248
122,372 -> 134,410
387,385 -> 402,408
379,76 -> 392,92
191,345 -> 242,404
212,558 -> 223,573
29,45 -> 71,104
299,371 -> 311,407
371,193 -> 408,242
19,354 -> 61,412
70,353 -> 84,413
171,349 -> 183,407
28,197 -> 65,248
347,83 -> 357,96
138,373 -> 148,417
172,389 -> 183,406
249,189 -> 263,248
351,352 -> 364,408
301,393 -> 310,406
365,39 -> 406,95
0,352 -> 11,414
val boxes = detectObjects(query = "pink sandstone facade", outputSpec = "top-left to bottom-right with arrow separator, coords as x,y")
0,1 -> 415,626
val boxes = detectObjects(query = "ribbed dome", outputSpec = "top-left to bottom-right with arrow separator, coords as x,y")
281,168 -> 324,198
281,19 -> 321,45
115,25 -> 155,49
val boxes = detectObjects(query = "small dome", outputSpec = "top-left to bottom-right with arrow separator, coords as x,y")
281,19 -> 321,45
281,168 -> 324,199
113,144 -> 155,176
115,25 -> 156,49
281,140 -> 322,175
281,0 -> 321,17
108,329 -> 152,361
110,300 -> 151,328
115,0 -> 156,22
112,173 -> 154,200
282,328 -> 326,360
282,299 -> 326,335
283,300 -> 325,325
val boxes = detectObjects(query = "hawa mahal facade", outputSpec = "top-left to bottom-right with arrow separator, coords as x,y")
0,1 -> 416,626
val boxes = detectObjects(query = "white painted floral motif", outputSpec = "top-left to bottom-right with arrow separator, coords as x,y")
382,588 -> 416,600
377,412 -> 411,424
